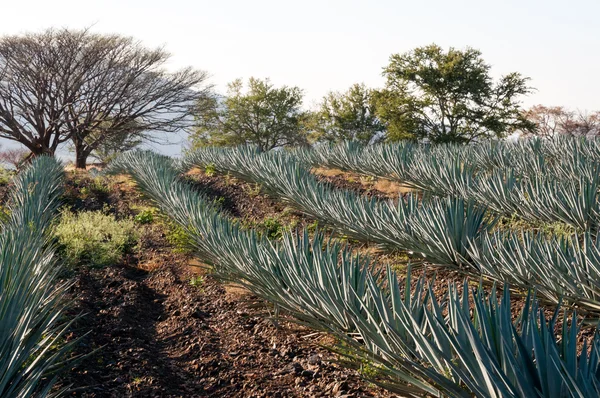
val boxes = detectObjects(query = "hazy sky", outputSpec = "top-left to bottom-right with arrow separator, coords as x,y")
3,0 -> 599,110
1,0 -> 598,156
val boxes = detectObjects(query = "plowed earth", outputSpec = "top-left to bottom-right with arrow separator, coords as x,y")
54,171 -> 395,397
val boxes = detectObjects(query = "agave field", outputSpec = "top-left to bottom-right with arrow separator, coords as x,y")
0,157 -> 74,397
108,137 -> 600,397
180,140 -> 600,311
5,137 -> 600,397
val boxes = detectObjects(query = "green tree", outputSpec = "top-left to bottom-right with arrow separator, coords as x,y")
374,44 -> 535,143
311,83 -> 384,144
192,78 -> 308,151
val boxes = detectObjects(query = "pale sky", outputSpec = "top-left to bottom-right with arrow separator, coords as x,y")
1,0 -> 598,156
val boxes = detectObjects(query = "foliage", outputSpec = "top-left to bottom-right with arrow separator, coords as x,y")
0,165 -> 13,185
310,83 -> 384,144
134,208 -> 156,224
191,77 -> 309,151
89,121 -> 144,164
251,217 -> 286,240
204,163 -> 216,177
89,176 -> 111,195
189,275 -> 205,289
107,150 -> 600,397
0,156 -> 76,397
374,44 -> 535,143
0,147 -> 29,170
76,176 -> 111,203
55,210 -> 140,268
163,220 -> 194,254
182,145 -> 491,271
293,137 -> 600,232
182,143 -> 600,312
212,196 -> 225,208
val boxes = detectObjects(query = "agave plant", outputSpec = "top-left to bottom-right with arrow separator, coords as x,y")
183,146 -> 491,271
0,156 -> 74,398
291,138 -> 600,232
337,272 -> 600,397
469,231 -> 600,310
109,149 -> 600,397
467,169 -> 600,232
180,145 -> 600,312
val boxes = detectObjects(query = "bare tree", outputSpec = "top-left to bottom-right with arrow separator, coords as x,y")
0,28 -> 212,168
524,105 -> 600,137
0,147 -> 28,170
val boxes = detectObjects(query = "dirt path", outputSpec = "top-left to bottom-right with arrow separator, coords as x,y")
57,255 -> 395,397
53,169 -> 406,397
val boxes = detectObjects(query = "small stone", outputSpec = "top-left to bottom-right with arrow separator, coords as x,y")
308,354 -> 321,365
292,362 -> 304,374
301,369 -> 315,378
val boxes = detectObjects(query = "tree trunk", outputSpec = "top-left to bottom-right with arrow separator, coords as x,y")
22,143 -> 55,165
74,145 -> 91,169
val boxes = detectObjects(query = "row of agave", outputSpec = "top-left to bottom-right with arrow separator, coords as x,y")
292,137 -> 600,182
291,138 -> 600,232
0,157 -> 74,397
181,146 -> 600,312
108,150 -> 600,397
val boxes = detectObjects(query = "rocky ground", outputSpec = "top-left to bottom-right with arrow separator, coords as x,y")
53,170 -> 397,397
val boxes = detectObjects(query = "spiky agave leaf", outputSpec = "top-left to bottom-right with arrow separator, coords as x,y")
109,149 -> 600,397
182,146 -> 490,271
0,156 -> 75,398
180,145 -> 600,312
288,138 -> 600,231
469,230 -> 600,310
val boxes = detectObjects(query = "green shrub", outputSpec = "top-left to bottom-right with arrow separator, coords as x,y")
190,275 -> 205,288
204,163 -> 216,177
212,196 -> 225,208
242,182 -> 262,197
55,211 -> 140,268
134,208 -> 155,224
0,166 -> 13,185
260,217 -> 285,240
90,176 -> 110,195
0,205 -> 10,223
164,221 -> 193,253
306,219 -> 319,234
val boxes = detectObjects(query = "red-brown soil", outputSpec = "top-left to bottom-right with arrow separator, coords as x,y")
52,166 -> 596,397
54,171 -> 396,397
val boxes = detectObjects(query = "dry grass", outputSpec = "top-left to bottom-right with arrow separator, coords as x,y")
313,167 -> 413,197
64,162 -> 105,172
373,179 -> 413,195
185,167 -> 204,176
312,167 -> 346,177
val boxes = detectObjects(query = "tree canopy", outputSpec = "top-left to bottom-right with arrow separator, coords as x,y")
191,78 -> 308,151
310,83 -> 383,144
87,119 -> 144,164
374,44 -> 535,143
